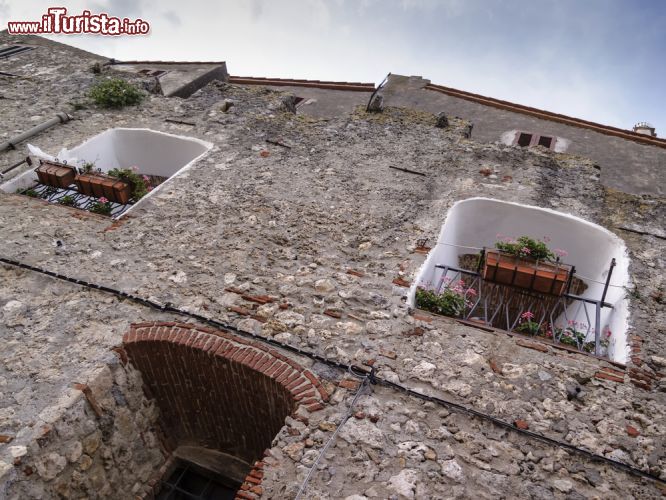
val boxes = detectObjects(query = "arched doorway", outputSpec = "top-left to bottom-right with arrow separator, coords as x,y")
123,322 -> 328,498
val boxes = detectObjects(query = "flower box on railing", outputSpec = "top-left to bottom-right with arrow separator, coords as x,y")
74,173 -> 131,204
483,250 -> 572,296
34,161 -> 76,189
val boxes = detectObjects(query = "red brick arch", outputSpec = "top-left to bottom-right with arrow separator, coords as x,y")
122,321 -> 328,496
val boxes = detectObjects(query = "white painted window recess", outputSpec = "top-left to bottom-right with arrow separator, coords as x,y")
1,128 -> 212,217
408,198 -> 630,363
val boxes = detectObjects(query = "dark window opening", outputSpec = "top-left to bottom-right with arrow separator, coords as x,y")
293,96 -> 306,108
157,462 -> 240,500
538,136 -> 553,148
517,133 -> 533,147
514,131 -> 557,149
0,45 -> 35,59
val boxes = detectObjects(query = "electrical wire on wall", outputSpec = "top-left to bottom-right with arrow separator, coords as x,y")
294,366 -> 374,500
0,256 -> 663,487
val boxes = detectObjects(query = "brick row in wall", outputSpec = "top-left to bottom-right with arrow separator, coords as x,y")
236,459 -> 265,499
627,334 -> 663,390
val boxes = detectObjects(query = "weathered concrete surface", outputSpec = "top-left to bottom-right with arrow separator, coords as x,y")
111,62 -> 230,98
265,385 -> 664,499
1,33 -> 665,498
256,85 -> 374,118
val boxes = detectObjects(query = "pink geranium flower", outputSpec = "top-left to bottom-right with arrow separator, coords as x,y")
99,197 -> 109,203
521,311 -> 535,320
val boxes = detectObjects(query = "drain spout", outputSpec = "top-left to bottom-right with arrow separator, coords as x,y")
0,112 -> 71,152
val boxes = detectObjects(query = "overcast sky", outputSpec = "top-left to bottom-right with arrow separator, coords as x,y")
2,0 -> 664,134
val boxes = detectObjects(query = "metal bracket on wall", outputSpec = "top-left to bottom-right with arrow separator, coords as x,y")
365,72 -> 390,112
0,156 -> 32,179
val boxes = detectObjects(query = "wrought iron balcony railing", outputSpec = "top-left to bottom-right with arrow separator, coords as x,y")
420,261 -> 616,357
19,182 -> 134,217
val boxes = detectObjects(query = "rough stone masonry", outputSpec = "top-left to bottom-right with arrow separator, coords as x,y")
0,33 -> 665,499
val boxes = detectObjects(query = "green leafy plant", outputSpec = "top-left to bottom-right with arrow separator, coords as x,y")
515,311 -> 541,335
58,195 -> 76,206
89,197 -> 112,215
416,287 -> 465,316
415,279 -> 476,317
18,188 -> 39,197
541,322 -> 611,355
495,235 -> 565,262
81,161 -> 96,174
107,167 -> 150,200
582,327 -> 612,354
558,321 -> 587,348
89,78 -> 143,109
40,186 -> 58,199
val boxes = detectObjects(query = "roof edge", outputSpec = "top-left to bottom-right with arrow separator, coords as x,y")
229,75 -> 375,92
424,83 -> 666,149
108,60 -> 226,66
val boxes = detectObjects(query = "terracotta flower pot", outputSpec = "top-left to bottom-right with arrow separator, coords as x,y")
35,161 -> 76,189
483,250 -> 571,296
75,174 -> 131,204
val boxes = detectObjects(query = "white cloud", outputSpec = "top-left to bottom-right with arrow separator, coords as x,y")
1,0 -> 661,131
90,0 -> 144,17
162,10 -> 181,28
0,0 -> 9,19
400,0 -> 464,14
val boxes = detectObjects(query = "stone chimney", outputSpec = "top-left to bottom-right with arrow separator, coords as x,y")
633,122 -> 657,137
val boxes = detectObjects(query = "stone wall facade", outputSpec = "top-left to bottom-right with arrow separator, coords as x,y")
2,359 -> 166,499
0,32 -> 664,499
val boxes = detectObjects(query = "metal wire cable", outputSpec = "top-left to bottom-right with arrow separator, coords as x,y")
434,241 -> 485,251
294,367 -> 371,500
0,256 -> 663,486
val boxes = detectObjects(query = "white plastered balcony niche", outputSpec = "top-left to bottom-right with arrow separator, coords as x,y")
1,128 -> 212,218
408,197 -> 631,363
